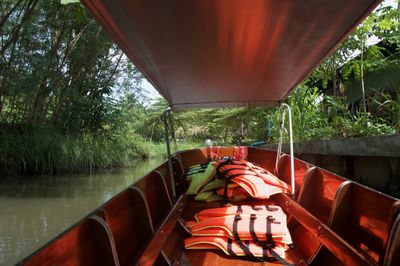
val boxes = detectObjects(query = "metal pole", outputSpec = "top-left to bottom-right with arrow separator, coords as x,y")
167,110 -> 184,176
275,104 -> 295,197
162,107 -> 177,200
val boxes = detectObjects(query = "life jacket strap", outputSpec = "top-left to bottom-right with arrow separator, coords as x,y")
251,206 -> 263,211
185,169 -> 206,177
265,205 -> 278,212
232,214 -> 254,257
248,214 -> 294,265
236,205 -> 243,214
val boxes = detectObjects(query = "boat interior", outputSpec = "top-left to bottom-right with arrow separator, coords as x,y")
20,147 -> 400,266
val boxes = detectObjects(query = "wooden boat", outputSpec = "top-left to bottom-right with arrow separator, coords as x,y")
19,1 -> 400,265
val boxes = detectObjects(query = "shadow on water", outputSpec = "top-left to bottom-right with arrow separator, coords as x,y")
0,158 -> 162,266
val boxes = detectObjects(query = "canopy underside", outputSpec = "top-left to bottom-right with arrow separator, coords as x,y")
82,0 -> 380,109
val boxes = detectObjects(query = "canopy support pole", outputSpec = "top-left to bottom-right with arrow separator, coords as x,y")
274,103 -> 295,197
162,107 -> 177,200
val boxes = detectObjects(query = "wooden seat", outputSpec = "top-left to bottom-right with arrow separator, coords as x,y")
277,154 -> 311,200
247,147 -> 278,172
22,215 -> 118,266
135,171 -> 172,227
323,182 -> 400,264
384,209 -> 400,266
172,155 -> 184,180
297,168 -> 345,223
287,167 -> 346,263
103,186 -> 154,265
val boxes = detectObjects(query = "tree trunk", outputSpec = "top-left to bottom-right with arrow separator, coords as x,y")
332,58 -> 337,96
398,0 -> 400,33
360,39 -> 367,113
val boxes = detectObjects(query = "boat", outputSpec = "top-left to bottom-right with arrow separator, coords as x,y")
19,1 -> 400,265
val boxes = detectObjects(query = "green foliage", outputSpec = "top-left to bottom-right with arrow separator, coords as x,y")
0,126 -> 157,176
0,0 -> 142,133
0,0 -> 399,177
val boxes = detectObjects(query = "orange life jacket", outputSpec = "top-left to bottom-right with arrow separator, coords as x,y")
193,205 -> 282,222
184,236 -> 287,260
184,205 -> 294,264
215,159 -> 290,201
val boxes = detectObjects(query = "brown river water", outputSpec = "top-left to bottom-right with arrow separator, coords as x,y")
0,159 -> 162,265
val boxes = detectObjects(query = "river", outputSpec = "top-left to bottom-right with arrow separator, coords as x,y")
0,159 -> 162,266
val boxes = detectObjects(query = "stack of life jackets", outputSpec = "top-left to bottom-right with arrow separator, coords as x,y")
185,205 -> 294,264
185,158 -> 291,203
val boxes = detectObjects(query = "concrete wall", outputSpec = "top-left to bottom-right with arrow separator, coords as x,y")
261,134 -> 400,198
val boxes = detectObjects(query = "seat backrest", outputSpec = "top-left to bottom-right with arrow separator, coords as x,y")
277,154 -> 311,199
384,209 -> 400,266
246,147 -> 277,172
172,156 -> 184,180
330,182 -> 399,264
103,187 -> 154,265
298,168 -> 345,223
287,167 -> 345,263
135,171 -> 172,227
22,215 -> 118,266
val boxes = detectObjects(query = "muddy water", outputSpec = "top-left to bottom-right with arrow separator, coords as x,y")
0,159 -> 162,265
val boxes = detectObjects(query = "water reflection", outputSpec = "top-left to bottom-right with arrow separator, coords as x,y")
0,159 -> 161,266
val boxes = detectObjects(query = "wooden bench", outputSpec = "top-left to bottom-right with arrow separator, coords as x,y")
135,171 -> 172,226
277,154 -> 311,200
137,195 -> 188,266
321,182 -> 400,265
285,167 -> 346,263
384,208 -> 400,266
103,187 -> 154,265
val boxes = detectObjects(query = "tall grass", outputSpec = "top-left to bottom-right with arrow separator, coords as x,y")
0,127 -> 203,176
0,128 -> 149,176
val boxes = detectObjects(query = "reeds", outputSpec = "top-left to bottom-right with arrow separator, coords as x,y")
0,128 -> 154,176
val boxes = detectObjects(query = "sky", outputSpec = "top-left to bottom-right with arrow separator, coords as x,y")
140,0 -> 399,102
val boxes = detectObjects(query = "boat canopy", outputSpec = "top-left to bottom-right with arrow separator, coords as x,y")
82,0 -> 380,109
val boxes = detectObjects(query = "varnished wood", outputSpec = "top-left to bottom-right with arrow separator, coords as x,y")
324,182 -> 399,264
384,211 -> 400,266
18,147 -> 400,266
277,154 -> 311,200
246,147 -> 277,173
137,195 -> 188,266
272,193 -> 376,266
135,171 -> 173,227
103,187 -> 154,265
21,215 -> 119,266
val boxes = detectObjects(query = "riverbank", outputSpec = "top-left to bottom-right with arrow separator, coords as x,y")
0,127 -> 199,176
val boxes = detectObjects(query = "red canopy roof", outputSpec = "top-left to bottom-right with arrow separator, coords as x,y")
82,0 -> 380,109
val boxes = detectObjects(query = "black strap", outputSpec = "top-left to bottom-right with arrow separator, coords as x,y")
249,214 -> 272,256
216,159 -> 249,173
187,163 -> 209,173
266,216 -> 275,247
236,205 -> 243,214
225,172 -> 259,180
247,214 -> 293,265
219,167 -> 251,178
251,206 -> 263,211
227,238 -> 234,256
220,177 -> 230,206
265,216 -> 294,265
215,159 -> 234,173
265,205 -> 278,212
232,214 -> 254,257
186,169 -> 206,177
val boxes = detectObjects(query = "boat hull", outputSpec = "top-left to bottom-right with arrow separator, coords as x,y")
19,147 -> 400,266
